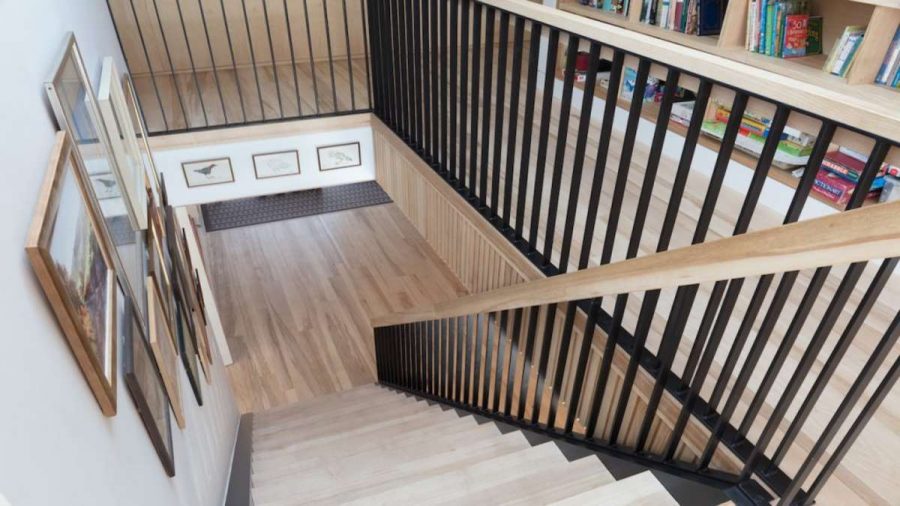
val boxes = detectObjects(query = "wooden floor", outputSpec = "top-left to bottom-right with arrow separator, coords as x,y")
133,57 -> 371,133
205,204 -> 466,414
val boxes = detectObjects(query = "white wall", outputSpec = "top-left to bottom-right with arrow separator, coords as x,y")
0,1 -> 240,505
153,126 -> 376,207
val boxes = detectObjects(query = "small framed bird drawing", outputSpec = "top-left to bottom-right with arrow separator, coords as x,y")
181,157 -> 235,188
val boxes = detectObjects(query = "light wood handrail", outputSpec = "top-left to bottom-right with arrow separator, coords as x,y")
479,0 -> 900,144
373,201 -> 900,327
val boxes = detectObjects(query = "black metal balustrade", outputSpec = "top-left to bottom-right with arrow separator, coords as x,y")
366,0 -> 900,504
106,0 -> 374,134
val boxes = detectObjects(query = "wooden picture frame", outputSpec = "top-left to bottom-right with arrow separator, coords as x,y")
147,275 -> 185,429
181,157 -> 235,188
123,295 -> 175,477
26,132 -> 118,416
176,293 -> 204,406
252,150 -> 301,179
316,142 -> 362,171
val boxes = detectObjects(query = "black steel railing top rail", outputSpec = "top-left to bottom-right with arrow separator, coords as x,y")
365,0 -> 900,504
106,0 -> 373,135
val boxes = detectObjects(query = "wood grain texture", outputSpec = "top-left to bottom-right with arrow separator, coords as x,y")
203,204 -> 467,414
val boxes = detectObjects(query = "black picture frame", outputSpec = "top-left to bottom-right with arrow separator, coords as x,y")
123,296 -> 175,477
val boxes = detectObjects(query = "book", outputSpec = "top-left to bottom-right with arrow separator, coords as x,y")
782,13 -> 808,58
806,16 -> 823,55
825,26 -> 865,76
812,169 -> 880,206
877,27 -> 900,85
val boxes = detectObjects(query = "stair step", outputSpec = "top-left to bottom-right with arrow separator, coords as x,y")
254,430 -> 533,505
339,442 -> 570,505
549,471 -> 679,506
496,455 -> 616,505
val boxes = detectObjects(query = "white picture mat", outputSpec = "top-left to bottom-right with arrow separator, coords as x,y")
253,150 -> 300,178
182,158 -> 234,188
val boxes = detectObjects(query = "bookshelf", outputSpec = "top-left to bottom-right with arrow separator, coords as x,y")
551,0 -> 900,209
553,40 -> 887,210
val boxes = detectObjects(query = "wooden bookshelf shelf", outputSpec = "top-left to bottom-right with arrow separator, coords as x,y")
556,63 -> 879,210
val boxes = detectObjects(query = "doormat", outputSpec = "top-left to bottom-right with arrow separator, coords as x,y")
201,181 -> 392,232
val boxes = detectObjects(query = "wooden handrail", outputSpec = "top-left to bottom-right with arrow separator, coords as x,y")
479,0 -> 900,144
373,201 -> 900,327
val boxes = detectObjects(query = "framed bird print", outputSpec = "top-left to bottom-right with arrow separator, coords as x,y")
181,157 -> 234,188
253,150 -> 300,179
90,173 -> 121,200
317,142 -> 361,171
26,132 -> 118,416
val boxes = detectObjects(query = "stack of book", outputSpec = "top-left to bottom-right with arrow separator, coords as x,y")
823,26 -> 866,77
578,0 -> 630,15
875,26 -> 900,88
745,0 -> 822,58
640,0 -> 727,35
700,102 -> 815,168
809,148 -> 884,205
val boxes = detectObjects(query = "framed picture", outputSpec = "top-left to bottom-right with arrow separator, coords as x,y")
45,33 -> 145,329
253,150 -> 300,179
147,275 -> 185,429
123,295 -> 175,477
177,295 -> 204,406
148,211 -> 176,349
182,157 -> 234,188
90,173 -> 121,200
26,132 -> 118,416
317,142 -> 362,171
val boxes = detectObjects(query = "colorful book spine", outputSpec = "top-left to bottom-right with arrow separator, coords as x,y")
876,27 -> 900,84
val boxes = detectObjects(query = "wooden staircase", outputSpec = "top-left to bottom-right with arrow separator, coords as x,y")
249,384 -> 728,505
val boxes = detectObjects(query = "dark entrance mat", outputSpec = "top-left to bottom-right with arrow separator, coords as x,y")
201,181 -> 392,232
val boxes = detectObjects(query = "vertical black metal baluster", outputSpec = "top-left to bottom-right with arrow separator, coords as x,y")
501,17 -> 525,226
400,0 -> 411,136
322,0 -> 340,112
422,321 -> 429,393
493,309 -> 512,412
411,0 -> 422,149
527,28 -> 560,251
432,319 -> 438,397
448,0 -> 459,180
439,0 -> 449,171
697,121 -> 837,468
392,326 -> 401,386
260,0 -> 284,119
302,0 -> 321,115
518,304 -> 542,421
735,139 -> 889,441
467,4 -> 482,198
464,314 -> 476,405
360,0 -> 373,109
564,300 -> 599,434
738,264 -> 869,479
151,0 -> 191,128
398,324 -> 407,388
124,0 -> 170,131
218,0 -> 247,124
239,0 -> 266,121
341,0 -> 356,110
421,0 -> 432,159
426,320 -> 434,395
797,316 -> 900,505
458,0 -> 470,190
531,303 -> 558,423
413,322 -> 421,391
575,50 -> 625,271
503,307 -> 525,416
540,36 -> 580,269
429,0 -> 439,164
368,0 -> 383,117
513,23 -> 543,238
196,0 -> 228,124
557,41 -> 602,271
406,0 -> 416,140
547,302 -> 578,429
282,0 -> 303,117
477,7 -> 496,208
174,0 -> 210,126
452,315 -> 463,402
384,0 -> 397,126
471,314 -> 484,407
440,318 -> 448,398
477,312 -> 492,409
637,100 -> 786,453
769,258 -> 898,470
489,12 -> 510,217
584,78 -> 711,440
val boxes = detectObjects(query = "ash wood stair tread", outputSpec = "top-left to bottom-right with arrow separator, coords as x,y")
550,471 -> 680,506
250,385 -> 685,506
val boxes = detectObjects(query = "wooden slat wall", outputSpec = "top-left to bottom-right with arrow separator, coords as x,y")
372,120 -> 742,475
107,0 -> 369,76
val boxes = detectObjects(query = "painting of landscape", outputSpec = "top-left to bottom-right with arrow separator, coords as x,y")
47,163 -> 111,375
